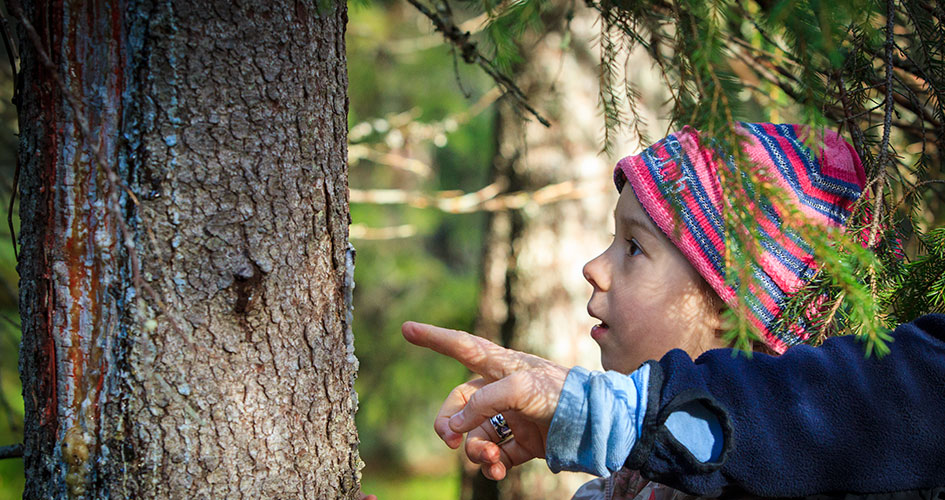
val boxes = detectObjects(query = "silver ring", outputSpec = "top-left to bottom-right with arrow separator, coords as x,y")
489,413 -> 513,442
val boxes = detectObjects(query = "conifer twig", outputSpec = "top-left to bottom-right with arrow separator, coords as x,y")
873,81 -> 943,130
1,8 -> 18,260
731,0 -> 802,66
727,28 -> 941,135
868,0 -> 896,249
0,442 -> 22,459
726,23 -> 801,68
890,180 -> 945,215
404,0 -> 550,127
837,74 -> 869,156
350,178 -> 607,214
822,291 -> 847,336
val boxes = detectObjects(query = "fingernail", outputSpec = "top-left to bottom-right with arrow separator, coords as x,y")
449,412 -> 464,429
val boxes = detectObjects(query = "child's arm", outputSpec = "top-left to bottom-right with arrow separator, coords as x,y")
404,315 -> 945,496
549,313 -> 945,497
403,322 -> 731,482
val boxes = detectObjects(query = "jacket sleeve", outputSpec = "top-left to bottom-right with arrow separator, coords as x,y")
630,314 -> 945,497
546,364 -> 724,477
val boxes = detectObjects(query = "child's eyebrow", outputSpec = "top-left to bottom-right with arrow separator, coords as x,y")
615,211 -> 659,239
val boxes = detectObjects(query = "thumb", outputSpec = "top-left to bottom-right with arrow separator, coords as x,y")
449,371 -> 533,434
449,364 -> 568,433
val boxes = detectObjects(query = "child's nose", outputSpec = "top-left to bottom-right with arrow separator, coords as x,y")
583,253 -> 611,291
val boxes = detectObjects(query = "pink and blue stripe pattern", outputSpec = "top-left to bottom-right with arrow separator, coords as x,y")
614,123 -> 866,353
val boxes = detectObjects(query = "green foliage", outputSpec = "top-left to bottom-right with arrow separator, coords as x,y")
464,0 -> 549,73
886,226 -> 945,321
434,0 -> 945,355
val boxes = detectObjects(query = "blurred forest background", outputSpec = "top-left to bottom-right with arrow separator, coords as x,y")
1,1 -> 21,491
2,0 -> 944,498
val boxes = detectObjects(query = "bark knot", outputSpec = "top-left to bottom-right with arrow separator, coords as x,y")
233,258 -> 264,315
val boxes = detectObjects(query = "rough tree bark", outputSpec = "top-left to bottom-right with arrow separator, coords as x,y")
467,4 -> 668,499
15,0 -> 361,498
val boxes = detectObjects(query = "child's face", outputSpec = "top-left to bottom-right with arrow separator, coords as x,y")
583,188 -> 726,373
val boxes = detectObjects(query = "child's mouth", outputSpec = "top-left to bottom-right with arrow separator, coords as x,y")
590,322 -> 609,340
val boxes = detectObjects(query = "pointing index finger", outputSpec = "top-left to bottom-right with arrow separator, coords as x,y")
402,321 -> 519,381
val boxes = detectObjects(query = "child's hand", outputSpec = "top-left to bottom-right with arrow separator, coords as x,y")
401,321 -> 569,480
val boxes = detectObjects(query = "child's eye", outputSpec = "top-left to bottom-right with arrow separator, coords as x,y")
626,238 -> 643,257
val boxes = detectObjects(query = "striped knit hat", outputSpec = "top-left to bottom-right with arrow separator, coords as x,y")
614,123 -> 866,353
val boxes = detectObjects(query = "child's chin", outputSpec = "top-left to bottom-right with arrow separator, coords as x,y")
600,352 -> 644,375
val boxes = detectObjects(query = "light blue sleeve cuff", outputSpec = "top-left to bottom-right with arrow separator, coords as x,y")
545,364 -> 724,477
545,365 -> 650,477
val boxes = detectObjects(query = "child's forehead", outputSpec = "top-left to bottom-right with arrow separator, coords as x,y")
614,189 -> 660,238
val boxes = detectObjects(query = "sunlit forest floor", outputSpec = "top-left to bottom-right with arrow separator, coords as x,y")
361,462 -> 460,499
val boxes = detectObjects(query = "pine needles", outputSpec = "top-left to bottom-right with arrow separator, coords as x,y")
406,0 -> 945,355
586,0 -> 944,355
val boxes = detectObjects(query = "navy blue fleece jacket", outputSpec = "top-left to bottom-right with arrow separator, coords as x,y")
547,314 -> 945,497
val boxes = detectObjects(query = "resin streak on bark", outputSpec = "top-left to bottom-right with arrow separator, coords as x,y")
56,1 -> 128,495
19,0 -> 134,498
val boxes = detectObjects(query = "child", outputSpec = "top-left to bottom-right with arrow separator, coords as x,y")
402,123 -> 945,498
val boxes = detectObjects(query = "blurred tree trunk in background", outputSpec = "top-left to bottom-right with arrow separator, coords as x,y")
14,0 -> 361,497
466,3 -> 666,499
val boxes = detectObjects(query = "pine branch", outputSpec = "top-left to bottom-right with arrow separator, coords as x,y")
0,8 -> 18,260
350,178 -> 608,213
837,73 -> 869,155
731,0 -> 802,66
405,0 -> 550,127
868,0 -> 896,251
386,0 -> 941,351
0,442 -> 22,459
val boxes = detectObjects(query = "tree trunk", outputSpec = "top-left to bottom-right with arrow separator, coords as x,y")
466,4 -> 668,499
15,1 -> 361,498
